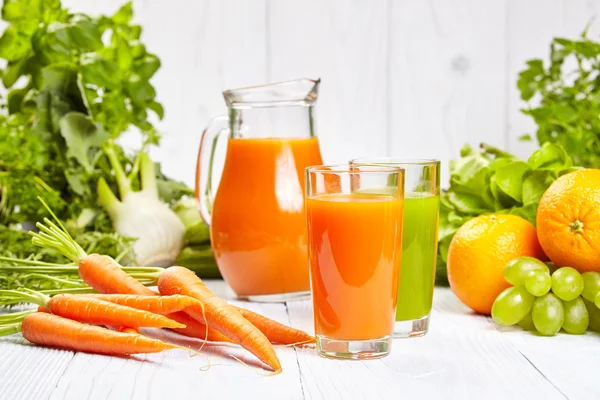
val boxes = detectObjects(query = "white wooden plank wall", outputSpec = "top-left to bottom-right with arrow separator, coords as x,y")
53,0 -> 600,186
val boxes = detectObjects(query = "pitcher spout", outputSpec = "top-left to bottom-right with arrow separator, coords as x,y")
223,78 -> 320,108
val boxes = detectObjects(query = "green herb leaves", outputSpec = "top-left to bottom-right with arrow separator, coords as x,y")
518,29 -> 600,168
59,112 -> 108,173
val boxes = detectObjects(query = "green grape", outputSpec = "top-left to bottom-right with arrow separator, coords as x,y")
583,298 -> 600,332
492,286 -> 535,326
524,271 -> 552,296
551,267 -> 584,301
582,272 -> 600,302
562,297 -> 589,334
596,292 -> 600,309
504,257 -> 549,286
517,312 -> 535,331
532,293 -> 564,336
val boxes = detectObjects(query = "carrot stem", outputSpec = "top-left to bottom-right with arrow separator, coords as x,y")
0,310 -> 35,324
22,273 -> 87,288
29,197 -> 87,264
0,289 -> 51,305
0,256 -> 75,267
0,265 -> 162,277
0,323 -> 22,337
40,287 -> 97,295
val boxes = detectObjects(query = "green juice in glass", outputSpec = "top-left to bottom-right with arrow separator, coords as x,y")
396,193 -> 439,322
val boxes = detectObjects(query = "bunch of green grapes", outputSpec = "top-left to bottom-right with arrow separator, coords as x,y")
491,257 -> 600,336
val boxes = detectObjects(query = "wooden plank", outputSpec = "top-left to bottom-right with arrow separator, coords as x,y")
268,0 -> 390,164
500,330 -> 600,399
389,0 -> 508,185
0,337 -> 74,400
438,286 -> 599,399
286,288 -> 563,399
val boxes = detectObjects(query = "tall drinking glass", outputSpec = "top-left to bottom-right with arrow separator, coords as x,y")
305,165 -> 404,359
351,159 -> 440,338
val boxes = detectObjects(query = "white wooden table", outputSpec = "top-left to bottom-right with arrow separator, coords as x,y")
1,281 -> 598,400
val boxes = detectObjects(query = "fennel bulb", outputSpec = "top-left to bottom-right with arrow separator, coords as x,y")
98,146 -> 185,267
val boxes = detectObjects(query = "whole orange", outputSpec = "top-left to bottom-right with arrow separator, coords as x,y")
536,169 -> 600,273
447,214 -> 545,315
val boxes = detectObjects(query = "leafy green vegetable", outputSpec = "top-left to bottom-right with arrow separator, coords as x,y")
436,143 -> 578,285
518,27 -> 600,168
0,0 -> 192,263
59,112 -> 109,173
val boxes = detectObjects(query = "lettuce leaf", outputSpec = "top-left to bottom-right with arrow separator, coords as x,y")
436,142 -> 578,286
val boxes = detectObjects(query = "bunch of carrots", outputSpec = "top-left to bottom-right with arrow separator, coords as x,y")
0,204 -> 314,374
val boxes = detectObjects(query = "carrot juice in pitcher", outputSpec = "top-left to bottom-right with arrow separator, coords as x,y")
196,79 -> 323,301
211,137 -> 322,297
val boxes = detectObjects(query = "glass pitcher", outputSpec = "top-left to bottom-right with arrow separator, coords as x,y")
195,78 -> 323,302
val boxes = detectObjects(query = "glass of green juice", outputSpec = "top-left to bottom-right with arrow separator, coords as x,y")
350,158 -> 440,338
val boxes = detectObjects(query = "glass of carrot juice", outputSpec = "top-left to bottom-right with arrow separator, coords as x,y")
305,165 -> 404,359
351,159 -> 440,338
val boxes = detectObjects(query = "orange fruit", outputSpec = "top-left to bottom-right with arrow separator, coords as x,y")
447,214 -> 545,315
536,169 -> 600,273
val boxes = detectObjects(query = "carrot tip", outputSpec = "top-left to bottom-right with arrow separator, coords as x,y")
229,355 -> 283,376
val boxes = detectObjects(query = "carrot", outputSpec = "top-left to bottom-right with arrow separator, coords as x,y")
21,312 -> 178,355
47,294 -> 185,329
234,307 -> 315,345
2,290 -> 185,329
72,266 -> 231,342
30,209 -> 297,355
158,266 -> 281,372
79,254 -> 156,295
87,295 -> 314,344
77,294 -> 200,315
29,207 -> 157,296
116,326 -> 139,334
76,294 -> 233,342
168,311 -> 234,343
37,305 -> 50,313
71,286 -> 230,342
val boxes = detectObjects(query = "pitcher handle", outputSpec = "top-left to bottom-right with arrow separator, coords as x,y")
195,116 -> 229,226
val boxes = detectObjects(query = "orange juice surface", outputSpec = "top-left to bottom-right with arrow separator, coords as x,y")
210,137 -> 322,296
306,193 -> 403,340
